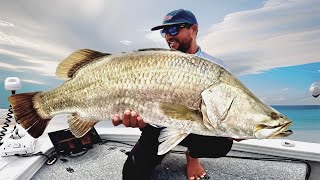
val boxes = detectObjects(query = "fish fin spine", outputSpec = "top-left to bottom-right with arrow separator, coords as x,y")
8,92 -> 51,138
67,113 -> 98,138
56,49 -> 110,79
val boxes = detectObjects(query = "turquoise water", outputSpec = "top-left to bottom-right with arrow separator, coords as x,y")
272,105 -> 320,131
272,105 -> 320,143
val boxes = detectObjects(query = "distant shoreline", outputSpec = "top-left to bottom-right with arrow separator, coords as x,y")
272,105 -> 320,110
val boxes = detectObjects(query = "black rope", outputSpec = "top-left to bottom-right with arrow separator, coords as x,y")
69,147 -> 88,157
14,151 -> 58,165
0,106 -> 15,145
100,139 -> 134,147
15,151 -> 50,158
1,91 -> 16,146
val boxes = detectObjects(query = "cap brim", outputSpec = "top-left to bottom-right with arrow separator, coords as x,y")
151,22 -> 186,31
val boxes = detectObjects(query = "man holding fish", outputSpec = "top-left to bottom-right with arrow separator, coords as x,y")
9,8 -> 292,180
112,9 -> 234,180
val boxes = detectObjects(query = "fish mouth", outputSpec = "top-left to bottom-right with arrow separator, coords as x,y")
254,121 -> 293,139
270,121 -> 293,138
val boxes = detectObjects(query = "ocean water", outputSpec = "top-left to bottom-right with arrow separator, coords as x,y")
272,105 -> 320,143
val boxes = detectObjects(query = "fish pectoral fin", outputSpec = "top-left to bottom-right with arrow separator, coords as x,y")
157,102 -> 202,122
56,49 -> 111,79
158,128 -> 189,155
67,113 -> 98,138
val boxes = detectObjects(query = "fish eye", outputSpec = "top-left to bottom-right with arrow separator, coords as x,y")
270,112 -> 279,120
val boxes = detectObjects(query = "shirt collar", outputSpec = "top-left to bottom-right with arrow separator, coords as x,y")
195,46 -> 202,56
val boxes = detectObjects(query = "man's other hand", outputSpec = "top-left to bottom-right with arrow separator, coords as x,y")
111,109 -> 147,128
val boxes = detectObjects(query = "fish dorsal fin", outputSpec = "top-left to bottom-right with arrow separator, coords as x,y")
56,49 -> 110,79
157,102 -> 202,122
158,128 -> 189,155
137,48 -> 174,52
67,113 -> 98,138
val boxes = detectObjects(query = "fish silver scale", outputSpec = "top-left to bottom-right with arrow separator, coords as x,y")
33,50 -> 224,135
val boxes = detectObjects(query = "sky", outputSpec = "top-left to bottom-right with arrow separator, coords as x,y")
0,0 -> 319,108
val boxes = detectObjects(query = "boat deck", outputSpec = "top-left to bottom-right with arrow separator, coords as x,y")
31,141 -> 309,180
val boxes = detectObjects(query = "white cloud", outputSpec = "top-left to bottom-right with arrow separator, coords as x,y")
0,48 -> 60,76
0,20 -> 14,27
19,61 -> 60,76
262,96 -> 286,103
264,0 -> 289,7
145,31 -> 167,48
0,49 -> 32,59
299,96 -> 320,104
0,62 -> 20,70
1,1 -> 318,78
0,31 -> 39,48
120,40 -> 132,46
21,79 -> 46,85
0,58 -> 59,77
200,0 -> 320,75
71,0 -> 105,18
0,25 -> 72,59
0,14 -> 73,77
0,1 -> 146,78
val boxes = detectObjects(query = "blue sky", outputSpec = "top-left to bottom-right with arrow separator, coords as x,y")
0,0 -> 319,108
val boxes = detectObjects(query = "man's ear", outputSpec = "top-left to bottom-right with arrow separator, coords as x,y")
191,24 -> 198,35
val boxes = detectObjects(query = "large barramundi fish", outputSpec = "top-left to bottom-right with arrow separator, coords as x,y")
8,48 -> 292,155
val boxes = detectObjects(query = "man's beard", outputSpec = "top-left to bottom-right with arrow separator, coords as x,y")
167,38 -> 192,53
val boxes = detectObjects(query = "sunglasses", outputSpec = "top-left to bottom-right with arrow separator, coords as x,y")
160,24 -> 191,38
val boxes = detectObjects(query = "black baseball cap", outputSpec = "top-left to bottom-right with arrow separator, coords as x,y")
151,9 -> 198,31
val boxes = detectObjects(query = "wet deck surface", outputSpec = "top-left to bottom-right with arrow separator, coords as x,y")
32,141 -> 308,180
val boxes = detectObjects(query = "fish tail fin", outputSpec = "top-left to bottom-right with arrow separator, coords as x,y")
8,92 -> 51,138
